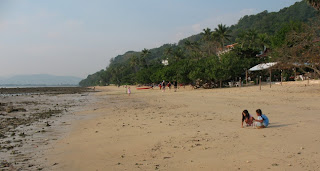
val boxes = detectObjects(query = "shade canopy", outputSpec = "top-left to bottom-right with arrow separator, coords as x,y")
249,62 -> 278,71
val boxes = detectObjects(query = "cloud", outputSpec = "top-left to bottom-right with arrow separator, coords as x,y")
192,23 -> 202,33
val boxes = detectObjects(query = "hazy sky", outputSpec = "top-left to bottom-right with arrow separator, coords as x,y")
0,0 -> 300,78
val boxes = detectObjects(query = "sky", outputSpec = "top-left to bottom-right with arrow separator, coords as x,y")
0,0 -> 300,78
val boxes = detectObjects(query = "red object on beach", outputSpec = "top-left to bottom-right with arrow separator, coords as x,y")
136,87 -> 152,90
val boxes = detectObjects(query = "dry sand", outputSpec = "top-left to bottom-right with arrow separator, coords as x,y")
45,81 -> 320,171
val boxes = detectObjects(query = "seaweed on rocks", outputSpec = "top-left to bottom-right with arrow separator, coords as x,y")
32,109 -> 63,119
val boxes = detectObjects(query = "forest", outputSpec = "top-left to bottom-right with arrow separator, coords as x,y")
79,1 -> 320,87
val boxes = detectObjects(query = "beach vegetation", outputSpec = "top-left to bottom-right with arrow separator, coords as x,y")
306,0 -> 320,10
79,1 -> 320,87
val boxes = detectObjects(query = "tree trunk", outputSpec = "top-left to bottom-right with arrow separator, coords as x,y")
305,65 -> 320,76
296,65 -> 320,77
269,69 -> 272,88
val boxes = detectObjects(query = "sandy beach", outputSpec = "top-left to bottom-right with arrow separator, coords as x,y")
33,81 -> 320,171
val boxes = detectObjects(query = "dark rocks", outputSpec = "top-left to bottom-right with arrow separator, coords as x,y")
5,106 -> 26,113
34,110 -> 62,119
46,121 -> 51,127
6,106 -> 14,113
0,133 -> 6,138
0,160 -> 11,168
18,132 -> 26,137
0,87 -> 92,170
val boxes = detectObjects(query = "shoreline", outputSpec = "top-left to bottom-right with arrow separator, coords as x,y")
43,82 -> 320,170
0,87 -> 95,170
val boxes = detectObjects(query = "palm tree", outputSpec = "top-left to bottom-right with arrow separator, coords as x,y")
129,55 -> 139,72
236,29 -> 258,49
201,28 -> 213,42
257,33 -> 270,50
201,28 -> 216,56
184,40 -> 195,55
306,0 -> 320,11
213,24 -> 231,48
184,40 -> 202,61
246,29 -> 258,49
140,48 -> 151,68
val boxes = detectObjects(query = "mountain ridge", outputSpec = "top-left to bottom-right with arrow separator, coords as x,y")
79,1 -> 318,86
108,1 -> 317,67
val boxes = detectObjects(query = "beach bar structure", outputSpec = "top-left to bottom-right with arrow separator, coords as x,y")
249,62 -> 278,88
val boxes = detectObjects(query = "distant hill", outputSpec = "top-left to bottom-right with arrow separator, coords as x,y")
0,74 -> 82,86
107,1 -> 317,67
179,1 -> 318,44
228,1 -> 318,41
80,1 -> 319,86
110,44 -> 174,65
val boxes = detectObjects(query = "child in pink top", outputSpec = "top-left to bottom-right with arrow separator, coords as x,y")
127,87 -> 131,96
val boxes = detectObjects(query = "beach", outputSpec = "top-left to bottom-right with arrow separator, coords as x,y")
38,81 -> 320,171
0,87 -> 94,170
1,83 -> 320,170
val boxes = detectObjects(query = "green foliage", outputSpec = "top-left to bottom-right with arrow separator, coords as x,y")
212,52 -> 243,82
214,24 -> 232,47
271,21 -> 304,48
229,1 -> 317,40
305,0 -> 320,10
79,1 -> 318,87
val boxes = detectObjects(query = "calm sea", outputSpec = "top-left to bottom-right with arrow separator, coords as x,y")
0,85 -> 79,88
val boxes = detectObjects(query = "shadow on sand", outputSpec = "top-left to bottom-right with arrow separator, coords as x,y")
268,122 -> 294,128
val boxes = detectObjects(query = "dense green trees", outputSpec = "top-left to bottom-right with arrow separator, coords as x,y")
306,0 -> 320,10
79,1 -> 319,87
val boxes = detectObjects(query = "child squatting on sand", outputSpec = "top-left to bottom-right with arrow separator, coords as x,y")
241,110 -> 255,128
241,109 -> 269,128
253,109 -> 269,128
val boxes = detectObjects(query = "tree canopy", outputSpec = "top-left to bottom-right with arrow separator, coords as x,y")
79,1 -> 320,87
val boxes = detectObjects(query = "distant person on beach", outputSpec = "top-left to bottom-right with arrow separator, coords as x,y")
159,83 -> 162,90
162,80 -> 166,92
174,81 -> 178,92
253,109 -> 269,128
127,87 -> 131,96
167,82 -> 172,90
241,110 -> 255,128
191,82 -> 195,90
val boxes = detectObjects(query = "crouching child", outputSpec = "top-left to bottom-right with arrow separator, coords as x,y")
254,109 -> 269,128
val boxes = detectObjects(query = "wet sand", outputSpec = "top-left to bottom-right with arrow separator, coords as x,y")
41,81 -> 320,171
0,87 -> 94,170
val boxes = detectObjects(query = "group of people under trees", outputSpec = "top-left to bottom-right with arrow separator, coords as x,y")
241,109 -> 269,129
158,80 -> 178,92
